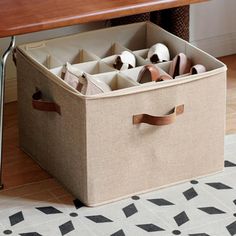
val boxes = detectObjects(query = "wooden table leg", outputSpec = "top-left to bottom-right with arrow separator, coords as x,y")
0,36 -> 16,189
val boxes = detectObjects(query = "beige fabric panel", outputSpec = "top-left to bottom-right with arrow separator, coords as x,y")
17,52 -> 88,203
18,22 -> 223,71
85,72 -> 226,205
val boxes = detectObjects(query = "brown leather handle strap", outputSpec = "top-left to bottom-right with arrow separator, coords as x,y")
32,90 -> 61,115
133,104 -> 184,126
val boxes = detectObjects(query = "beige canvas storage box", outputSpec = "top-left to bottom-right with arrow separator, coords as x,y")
16,22 -> 227,206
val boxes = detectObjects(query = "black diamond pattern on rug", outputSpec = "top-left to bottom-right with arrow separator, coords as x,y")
225,160 -> 236,167
86,215 -> 113,223
110,229 -> 125,236
234,199 -> 236,205
136,223 -> 165,232
9,211 -> 24,226
36,206 -> 62,215
198,207 -> 225,215
122,203 -> 138,218
206,182 -> 232,190
183,187 -> 198,201
73,199 -> 84,209
174,211 -> 190,226
19,233 -> 42,236
189,234 -> 210,236
148,198 -> 174,206
227,221 -> 236,236
59,221 -> 75,235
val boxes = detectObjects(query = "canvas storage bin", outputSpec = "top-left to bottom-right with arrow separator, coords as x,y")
16,22 -> 227,206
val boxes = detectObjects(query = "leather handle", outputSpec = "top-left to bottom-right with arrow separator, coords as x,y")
32,90 -> 61,115
133,104 -> 184,126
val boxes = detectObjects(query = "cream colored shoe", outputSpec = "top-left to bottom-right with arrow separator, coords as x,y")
147,43 -> 170,63
175,64 -> 207,79
63,62 -> 112,95
190,64 -> 206,75
77,74 -> 112,95
113,51 -> 136,70
63,62 -> 83,89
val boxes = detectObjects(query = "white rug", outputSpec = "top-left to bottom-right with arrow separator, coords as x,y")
1,135 -> 236,236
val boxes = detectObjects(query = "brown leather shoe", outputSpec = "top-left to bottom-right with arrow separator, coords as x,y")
137,64 -> 172,83
169,53 -> 191,78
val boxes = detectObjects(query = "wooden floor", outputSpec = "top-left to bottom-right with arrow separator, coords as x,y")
2,54 -> 236,190
3,103 -> 51,189
222,55 -> 236,134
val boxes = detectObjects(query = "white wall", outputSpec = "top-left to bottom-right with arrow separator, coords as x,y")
190,0 -> 236,57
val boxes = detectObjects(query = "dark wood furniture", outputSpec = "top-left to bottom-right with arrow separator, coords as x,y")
0,0 -> 206,37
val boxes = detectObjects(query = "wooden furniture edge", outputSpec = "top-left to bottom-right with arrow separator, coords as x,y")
0,0 -> 207,38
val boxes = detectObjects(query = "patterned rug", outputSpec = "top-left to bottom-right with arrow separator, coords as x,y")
1,135 -> 236,236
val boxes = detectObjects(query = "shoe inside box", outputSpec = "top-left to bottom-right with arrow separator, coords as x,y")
102,53 -> 147,70
121,65 -> 170,84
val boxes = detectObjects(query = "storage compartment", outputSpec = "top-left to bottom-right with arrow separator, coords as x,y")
16,22 -> 227,206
